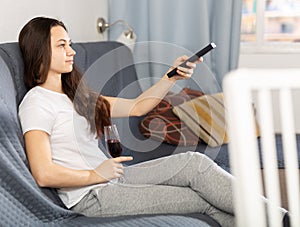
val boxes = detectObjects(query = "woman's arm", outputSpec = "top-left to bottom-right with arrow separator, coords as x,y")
106,55 -> 202,118
24,130 -> 132,188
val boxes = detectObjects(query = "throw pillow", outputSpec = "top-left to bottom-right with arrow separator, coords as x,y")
139,88 -> 205,146
172,93 -> 228,147
173,92 -> 261,147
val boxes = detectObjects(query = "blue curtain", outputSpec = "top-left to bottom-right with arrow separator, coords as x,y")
108,0 -> 242,93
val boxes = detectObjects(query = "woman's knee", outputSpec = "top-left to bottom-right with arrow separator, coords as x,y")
182,151 -> 214,173
183,151 -> 212,162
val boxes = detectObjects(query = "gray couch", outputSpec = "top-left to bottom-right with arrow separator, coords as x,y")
0,41 -> 222,226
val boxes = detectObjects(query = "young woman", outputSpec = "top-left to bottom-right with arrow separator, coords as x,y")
18,16 -> 237,227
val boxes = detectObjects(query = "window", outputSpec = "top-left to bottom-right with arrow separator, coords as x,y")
241,0 -> 300,52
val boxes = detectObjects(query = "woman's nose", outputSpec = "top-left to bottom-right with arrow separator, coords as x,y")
67,45 -> 76,56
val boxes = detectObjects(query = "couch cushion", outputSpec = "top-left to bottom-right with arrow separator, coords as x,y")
0,43 -> 27,105
173,93 -> 260,148
173,93 -> 228,147
77,41 -> 142,98
0,56 -> 26,162
139,88 -> 205,146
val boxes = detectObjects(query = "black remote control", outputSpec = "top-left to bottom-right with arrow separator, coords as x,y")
167,42 -> 216,78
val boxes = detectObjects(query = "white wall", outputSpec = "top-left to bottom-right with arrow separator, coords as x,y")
0,0 -> 108,43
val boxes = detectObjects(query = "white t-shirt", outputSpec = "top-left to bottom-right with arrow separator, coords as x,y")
18,86 -> 108,208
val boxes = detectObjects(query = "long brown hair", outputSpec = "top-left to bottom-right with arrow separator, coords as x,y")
18,17 -> 110,137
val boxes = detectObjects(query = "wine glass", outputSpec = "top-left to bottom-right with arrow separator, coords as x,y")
104,124 -> 122,158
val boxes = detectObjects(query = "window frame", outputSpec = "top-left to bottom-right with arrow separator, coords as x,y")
240,0 -> 300,54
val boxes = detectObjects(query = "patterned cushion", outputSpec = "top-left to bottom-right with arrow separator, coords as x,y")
172,93 -> 227,147
139,88 -> 204,146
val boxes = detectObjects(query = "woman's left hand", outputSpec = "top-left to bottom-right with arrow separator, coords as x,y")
165,55 -> 203,81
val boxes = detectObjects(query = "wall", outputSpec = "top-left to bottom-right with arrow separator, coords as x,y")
0,0 -> 108,43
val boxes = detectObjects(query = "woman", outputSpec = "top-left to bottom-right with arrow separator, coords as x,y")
18,16 -> 236,226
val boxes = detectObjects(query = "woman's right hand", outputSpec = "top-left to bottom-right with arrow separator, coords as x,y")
94,156 -> 133,182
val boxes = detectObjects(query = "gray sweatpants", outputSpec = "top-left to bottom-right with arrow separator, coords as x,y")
72,152 -> 234,226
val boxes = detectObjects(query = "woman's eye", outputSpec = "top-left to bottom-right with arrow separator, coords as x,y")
59,44 -> 65,47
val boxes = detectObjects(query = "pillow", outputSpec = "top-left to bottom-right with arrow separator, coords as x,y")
172,93 -> 228,147
139,88 -> 205,146
172,93 -> 260,147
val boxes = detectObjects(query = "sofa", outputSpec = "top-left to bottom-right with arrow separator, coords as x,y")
0,41 -> 223,226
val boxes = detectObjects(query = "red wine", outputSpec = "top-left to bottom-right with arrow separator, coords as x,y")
106,139 -> 122,158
